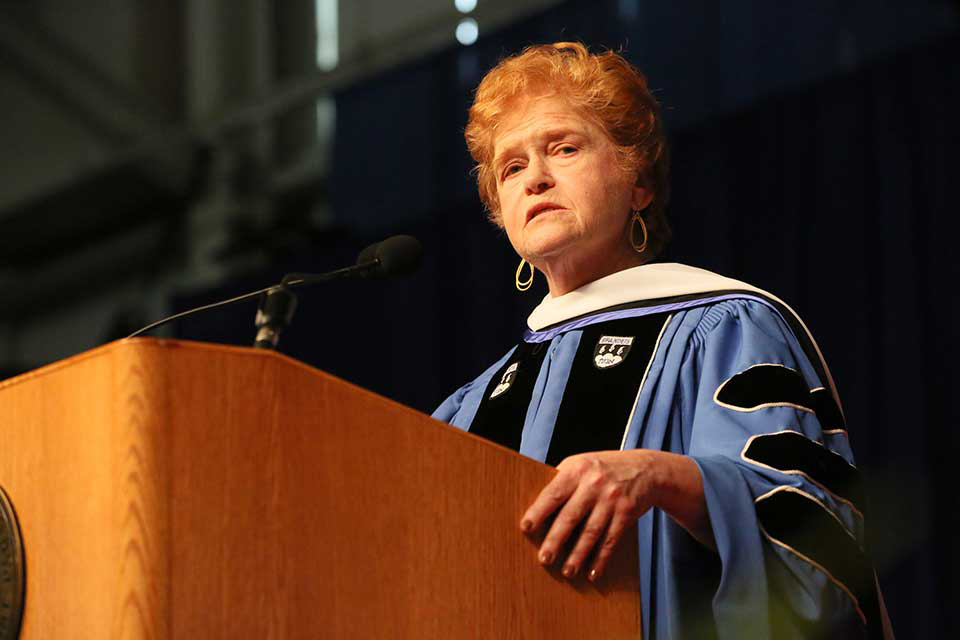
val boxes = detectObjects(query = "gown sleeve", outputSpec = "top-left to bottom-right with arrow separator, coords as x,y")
677,299 -> 885,639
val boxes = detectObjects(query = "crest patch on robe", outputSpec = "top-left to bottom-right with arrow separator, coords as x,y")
490,362 -> 519,398
594,335 -> 634,369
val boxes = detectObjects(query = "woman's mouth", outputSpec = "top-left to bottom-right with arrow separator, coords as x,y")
526,203 -> 566,224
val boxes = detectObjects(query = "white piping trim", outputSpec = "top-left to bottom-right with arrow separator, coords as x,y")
810,387 -> 848,434
717,400 -> 816,415
779,306 -> 845,423
755,485 -> 856,541
755,486 -> 867,625
713,363 -> 818,415
620,314 -> 672,451
741,430 -> 863,519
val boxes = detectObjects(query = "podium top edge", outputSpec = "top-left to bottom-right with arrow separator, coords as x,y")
0,338 -> 556,477
0,338 -> 437,435
0,338 -> 300,391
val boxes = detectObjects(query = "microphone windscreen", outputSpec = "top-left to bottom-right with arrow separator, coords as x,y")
375,235 -> 423,277
355,235 -> 423,278
356,241 -> 379,267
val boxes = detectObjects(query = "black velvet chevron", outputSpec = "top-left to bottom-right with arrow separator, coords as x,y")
716,364 -> 808,408
715,364 -> 846,432
743,431 -> 864,511
808,387 -> 845,432
757,490 -> 883,638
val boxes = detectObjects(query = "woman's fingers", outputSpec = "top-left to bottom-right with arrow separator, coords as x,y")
520,470 -> 579,534
588,506 -> 634,581
521,451 -> 658,580
535,479 -> 598,566
559,499 -> 613,577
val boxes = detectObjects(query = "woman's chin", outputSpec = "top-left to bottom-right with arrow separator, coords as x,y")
520,226 -> 582,260
523,241 -> 574,262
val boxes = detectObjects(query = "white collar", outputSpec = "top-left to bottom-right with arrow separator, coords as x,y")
525,262 -> 843,418
526,262 -> 767,331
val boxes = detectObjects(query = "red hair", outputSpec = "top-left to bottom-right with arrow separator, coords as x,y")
465,42 -> 671,256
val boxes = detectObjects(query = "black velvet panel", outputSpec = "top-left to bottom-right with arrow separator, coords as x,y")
715,363 -> 848,436
469,341 -> 547,452
757,490 -> 883,638
716,364 -> 811,410
744,431 -> 864,511
809,387 -> 846,432
545,314 -> 670,467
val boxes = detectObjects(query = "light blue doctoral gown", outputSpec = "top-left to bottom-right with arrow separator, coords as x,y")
433,264 -> 887,639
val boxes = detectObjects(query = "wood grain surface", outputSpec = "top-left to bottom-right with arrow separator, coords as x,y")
0,339 -> 641,639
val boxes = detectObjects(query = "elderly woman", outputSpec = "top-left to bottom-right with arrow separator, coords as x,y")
433,43 -> 891,639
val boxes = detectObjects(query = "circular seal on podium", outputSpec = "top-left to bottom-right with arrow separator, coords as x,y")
0,486 -> 24,639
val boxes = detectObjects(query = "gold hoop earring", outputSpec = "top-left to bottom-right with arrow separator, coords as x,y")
515,258 -> 534,291
630,210 -> 648,254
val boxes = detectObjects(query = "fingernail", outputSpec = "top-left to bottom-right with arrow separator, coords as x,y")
539,550 -> 554,565
588,568 -> 599,582
520,519 -> 532,532
562,564 -> 577,578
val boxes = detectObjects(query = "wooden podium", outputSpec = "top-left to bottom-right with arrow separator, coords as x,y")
0,339 -> 641,638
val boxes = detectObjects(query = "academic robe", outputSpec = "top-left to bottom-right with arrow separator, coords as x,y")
433,263 -> 892,640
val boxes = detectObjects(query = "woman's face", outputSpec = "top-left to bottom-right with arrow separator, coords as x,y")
492,94 -> 650,281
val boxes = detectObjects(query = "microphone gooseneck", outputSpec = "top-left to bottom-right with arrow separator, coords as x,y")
284,235 -> 423,286
260,235 -> 422,350
123,235 -> 424,347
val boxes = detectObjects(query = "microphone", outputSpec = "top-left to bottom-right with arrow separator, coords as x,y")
355,235 -> 423,279
256,236 -> 422,350
125,235 -> 424,343
282,235 -> 423,286
256,235 -> 421,349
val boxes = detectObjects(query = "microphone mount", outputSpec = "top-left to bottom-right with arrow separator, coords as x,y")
253,285 -> 298,350
253,259 -> 380,351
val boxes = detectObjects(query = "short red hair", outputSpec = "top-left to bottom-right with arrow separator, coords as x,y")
465,42 -> 671,257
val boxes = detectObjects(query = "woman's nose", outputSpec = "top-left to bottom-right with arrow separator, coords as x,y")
524,158 -> 554,194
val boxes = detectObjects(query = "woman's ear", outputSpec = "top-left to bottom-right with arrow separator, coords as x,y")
631,184 -> 653,212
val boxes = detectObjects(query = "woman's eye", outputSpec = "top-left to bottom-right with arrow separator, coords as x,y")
503,164 -> 522,178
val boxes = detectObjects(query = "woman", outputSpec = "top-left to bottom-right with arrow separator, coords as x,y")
433,43 -> 891,639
